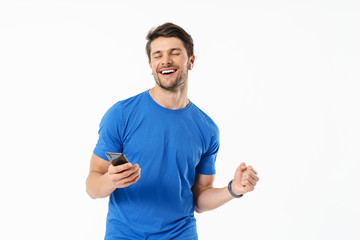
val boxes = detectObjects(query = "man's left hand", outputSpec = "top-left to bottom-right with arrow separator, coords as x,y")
231,162 -> 259,195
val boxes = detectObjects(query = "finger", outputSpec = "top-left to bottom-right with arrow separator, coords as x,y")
249,172 -> 259,182
116,169 -> 141,187
241,177 -> 253,186
120,174 -> 141,188
240,162 -> 247,170
241,178 -> 255,190
234,165 -> 244,182
108,162 -> 132,174
242,176 -> 257,186
247,165 -> 258,175
125,169 -> 141,183
109,165 -> 140,183
118,164 -> 140,179
115,162 -> 133,173
244,168 -> 259,182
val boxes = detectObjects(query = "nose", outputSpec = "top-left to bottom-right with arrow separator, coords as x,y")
161,53 -> 172,66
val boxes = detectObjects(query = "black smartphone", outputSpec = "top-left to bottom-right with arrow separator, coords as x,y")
105,152 -> 129,166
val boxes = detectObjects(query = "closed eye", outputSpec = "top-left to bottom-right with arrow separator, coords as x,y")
171,50 -> 181,55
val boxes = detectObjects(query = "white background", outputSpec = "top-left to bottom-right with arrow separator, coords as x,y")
1,0 -> 359,239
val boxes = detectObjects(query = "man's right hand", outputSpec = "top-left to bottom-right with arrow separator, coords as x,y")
86,153 -> 141,199
108,162 -> 141,188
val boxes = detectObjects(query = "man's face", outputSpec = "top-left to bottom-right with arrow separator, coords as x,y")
149,37 -> 194,91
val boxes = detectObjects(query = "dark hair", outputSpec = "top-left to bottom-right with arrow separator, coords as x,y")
146,22 -> 194,61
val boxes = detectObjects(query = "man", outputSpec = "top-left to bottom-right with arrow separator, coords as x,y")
86,22 -> 259,240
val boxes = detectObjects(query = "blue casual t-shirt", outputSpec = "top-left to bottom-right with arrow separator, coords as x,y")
94,90 -> 219,240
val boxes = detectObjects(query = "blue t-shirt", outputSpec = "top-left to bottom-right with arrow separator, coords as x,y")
94,90 -> 219,240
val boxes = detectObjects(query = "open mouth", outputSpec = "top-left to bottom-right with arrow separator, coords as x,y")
159,68 -> 177,76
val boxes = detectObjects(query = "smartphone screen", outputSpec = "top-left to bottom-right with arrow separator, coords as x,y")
105,152 -> 129,166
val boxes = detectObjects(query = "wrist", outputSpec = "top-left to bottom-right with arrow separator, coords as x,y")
228,180 -> 243,198
231,181 -> 243,195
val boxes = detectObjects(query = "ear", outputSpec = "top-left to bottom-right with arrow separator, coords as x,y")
149,60 -> 152,69
188,55 -> 195,70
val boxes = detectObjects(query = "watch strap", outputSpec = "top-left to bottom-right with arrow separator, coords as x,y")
228,180 -> 244,198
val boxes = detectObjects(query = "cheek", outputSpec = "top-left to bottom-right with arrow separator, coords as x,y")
152,67 -> 159,74
149,64 -> 157,73
150,61 -> 160,70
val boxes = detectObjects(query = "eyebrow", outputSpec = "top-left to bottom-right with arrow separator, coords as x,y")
151,48 -> 182,56
170,48 -> 182,52
151,51 -> 161,56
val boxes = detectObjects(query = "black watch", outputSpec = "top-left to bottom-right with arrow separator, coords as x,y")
228,180 -> 243,198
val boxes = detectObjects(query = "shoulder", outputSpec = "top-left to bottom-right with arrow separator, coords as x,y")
119,91 -> 147,107
191,103 -> 219,129
190,102 -> 219,135
106,91 -> 147,114
101,91 -> 147,124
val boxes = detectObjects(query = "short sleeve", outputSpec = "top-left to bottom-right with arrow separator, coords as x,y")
93,102 -> 124,161
195,125 -> 220,175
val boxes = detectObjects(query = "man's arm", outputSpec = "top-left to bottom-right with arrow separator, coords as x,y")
192,163 -> 259,213
86,153 -> 141,199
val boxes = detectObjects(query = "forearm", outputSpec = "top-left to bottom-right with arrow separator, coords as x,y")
194,186 -> 234,213
86,171 -> 116,199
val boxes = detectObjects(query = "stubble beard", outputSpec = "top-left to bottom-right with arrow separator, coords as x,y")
153,68 -> 188,91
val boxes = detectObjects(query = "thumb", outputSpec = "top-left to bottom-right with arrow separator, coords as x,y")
234,162 -> 247,182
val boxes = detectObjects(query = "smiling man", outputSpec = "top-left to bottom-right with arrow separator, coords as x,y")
86,22 -> 259,240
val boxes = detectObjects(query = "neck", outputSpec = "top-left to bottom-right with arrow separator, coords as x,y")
149,83 -> 189,110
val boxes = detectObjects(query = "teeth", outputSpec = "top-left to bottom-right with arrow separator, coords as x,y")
161,69 -> 175,74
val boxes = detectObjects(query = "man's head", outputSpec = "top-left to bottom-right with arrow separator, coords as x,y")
146,22 -> 194,62
146,23 -> 195,91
